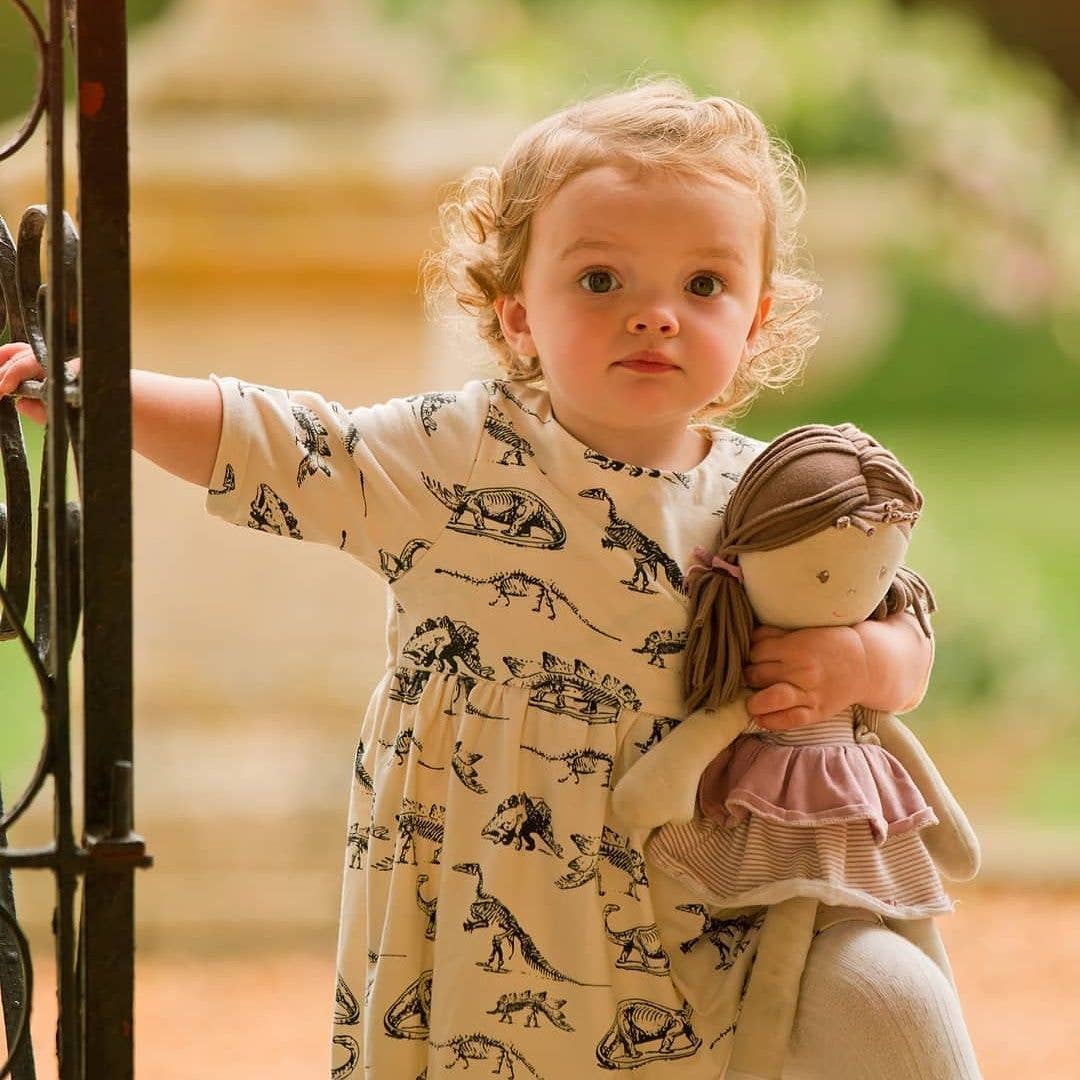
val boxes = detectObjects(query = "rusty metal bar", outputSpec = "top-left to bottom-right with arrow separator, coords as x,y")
43,1 -> 81,1076
0,1 -> 148,1078
0,5 -> 51,1080
74,3 -> 147,1079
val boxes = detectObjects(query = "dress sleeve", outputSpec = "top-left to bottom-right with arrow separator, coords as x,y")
204,375 -> 490,579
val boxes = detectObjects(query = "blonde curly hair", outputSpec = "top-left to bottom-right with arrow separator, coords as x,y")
421,75 -> 821,421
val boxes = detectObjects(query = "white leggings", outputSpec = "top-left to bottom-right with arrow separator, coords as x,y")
782,919 -> 982,1079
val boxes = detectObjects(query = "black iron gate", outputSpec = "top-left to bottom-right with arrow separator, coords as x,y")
0,3 -> 151,1078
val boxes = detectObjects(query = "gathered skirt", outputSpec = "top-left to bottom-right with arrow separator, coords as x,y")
647,715 -> 953,920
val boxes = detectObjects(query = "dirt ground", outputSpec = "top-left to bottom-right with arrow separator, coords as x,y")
19,884 -> 1080,1079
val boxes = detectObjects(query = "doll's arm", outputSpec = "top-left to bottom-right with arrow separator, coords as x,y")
875,713 -> 980,881
611,695 -> 750,829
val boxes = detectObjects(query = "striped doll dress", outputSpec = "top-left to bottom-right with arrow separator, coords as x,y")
642,709 -> 955,1037
647,708 -> 953,920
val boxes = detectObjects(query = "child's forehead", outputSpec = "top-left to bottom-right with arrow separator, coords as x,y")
532,164 -> 764,254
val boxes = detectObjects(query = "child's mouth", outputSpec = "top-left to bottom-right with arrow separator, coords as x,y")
617,350 -> 676,374
618,360 -> 676,373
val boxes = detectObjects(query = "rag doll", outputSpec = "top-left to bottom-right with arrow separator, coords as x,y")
611,423 -> 980,1080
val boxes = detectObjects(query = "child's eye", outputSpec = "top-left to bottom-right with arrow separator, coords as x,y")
687,273 -> 725,298
578,269 -> 619,294
817,570 -> 830,583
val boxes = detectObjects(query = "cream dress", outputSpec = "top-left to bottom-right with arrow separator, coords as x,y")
206,372 -> 779,1078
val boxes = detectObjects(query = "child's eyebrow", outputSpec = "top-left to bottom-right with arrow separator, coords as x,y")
693,245 -> 745,266
557,238 -> 619,261
558,238 -> 745,265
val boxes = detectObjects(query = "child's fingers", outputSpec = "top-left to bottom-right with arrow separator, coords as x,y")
0,341 -> 37,368
0,342 -> 48,425
746,636 -> 797,667
745,681 -> 802,715
743,660 -> 788,688
747,682 -> 822,730
0,341 -> 32,364
0,344 -> 45,397
750,625 -> 787,643
753,705 -> 816,731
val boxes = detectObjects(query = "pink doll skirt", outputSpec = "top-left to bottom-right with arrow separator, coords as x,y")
646,713 -> 953,919
697,719 -> 938,844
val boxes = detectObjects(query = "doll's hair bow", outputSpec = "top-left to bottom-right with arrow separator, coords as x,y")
686,544 -> 743,583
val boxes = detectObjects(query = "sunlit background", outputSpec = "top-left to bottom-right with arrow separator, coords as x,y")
1,1 -> 1078,1077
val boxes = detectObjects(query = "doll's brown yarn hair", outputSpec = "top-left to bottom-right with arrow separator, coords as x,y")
683,423 -> 937,714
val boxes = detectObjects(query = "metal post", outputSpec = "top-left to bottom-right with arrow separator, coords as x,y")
0,2 -> 150,1078
74,3 -> 141,1076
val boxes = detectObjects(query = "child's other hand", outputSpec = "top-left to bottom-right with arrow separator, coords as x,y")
0,342 -> 50,425
743,625 -> 869,730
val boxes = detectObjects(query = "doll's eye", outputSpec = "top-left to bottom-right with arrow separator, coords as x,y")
878,565 -> 888,579
816,570 -> 830,583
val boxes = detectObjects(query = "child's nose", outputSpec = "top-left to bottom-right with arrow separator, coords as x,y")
627,307 -> 679,335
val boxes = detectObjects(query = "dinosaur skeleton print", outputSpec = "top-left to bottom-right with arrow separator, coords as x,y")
206,373 -> 773,1077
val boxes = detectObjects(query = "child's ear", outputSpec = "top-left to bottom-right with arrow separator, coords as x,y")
494,294 -> 538,357
747,291 -> 772,343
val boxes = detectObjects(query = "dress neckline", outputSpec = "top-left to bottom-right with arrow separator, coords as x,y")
494,378 -> 726,483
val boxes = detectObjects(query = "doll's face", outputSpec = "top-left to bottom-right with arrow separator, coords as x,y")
738,523 -> 909,630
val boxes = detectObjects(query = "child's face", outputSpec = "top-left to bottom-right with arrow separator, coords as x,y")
495,163 -> 771,439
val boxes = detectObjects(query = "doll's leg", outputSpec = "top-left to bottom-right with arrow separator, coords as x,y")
784,919 -> 982,1079
727,896 -> 818,1080
885,916 -> 956,990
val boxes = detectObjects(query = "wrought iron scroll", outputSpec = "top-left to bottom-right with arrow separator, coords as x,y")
0,3 -> 151,1080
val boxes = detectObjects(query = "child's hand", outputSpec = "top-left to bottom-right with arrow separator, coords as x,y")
0,342 -> 48,424
743,624 -> 869,730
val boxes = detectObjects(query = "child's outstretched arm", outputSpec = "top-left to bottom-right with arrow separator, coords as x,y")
743,609 -> 932,730
0,343 -> 222,487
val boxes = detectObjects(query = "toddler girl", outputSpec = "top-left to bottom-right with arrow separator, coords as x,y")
0,77 -> 980,1078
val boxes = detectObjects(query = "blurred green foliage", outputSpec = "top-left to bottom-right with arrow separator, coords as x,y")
755,256 -> 1080,425
1018,727 -> 1080,825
